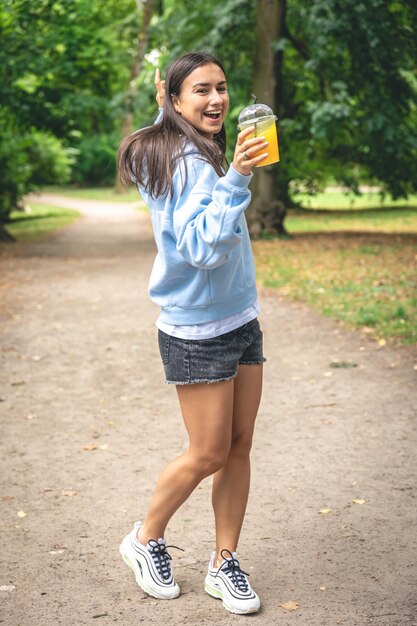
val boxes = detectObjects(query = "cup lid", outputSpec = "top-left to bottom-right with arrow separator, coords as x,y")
238,103 -> 276,126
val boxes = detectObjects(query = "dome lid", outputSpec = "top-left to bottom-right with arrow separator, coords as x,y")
238,103 -> 276,126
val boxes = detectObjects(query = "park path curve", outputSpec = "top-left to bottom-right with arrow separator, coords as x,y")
0,194 -> 416,626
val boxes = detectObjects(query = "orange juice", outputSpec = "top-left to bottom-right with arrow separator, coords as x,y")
247,118 -> 280,167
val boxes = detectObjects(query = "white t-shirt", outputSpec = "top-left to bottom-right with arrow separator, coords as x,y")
156,301 -> 260,340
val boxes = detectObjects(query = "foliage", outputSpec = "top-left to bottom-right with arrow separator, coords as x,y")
0,0 -> 133,137
1,0 -> 416,230
0,108 -> 73,222
0,0 -> 135,216
70,133 -> 119,186
281,0 -> 417,199
23,130 -> 74,186
0,108 -> 32,222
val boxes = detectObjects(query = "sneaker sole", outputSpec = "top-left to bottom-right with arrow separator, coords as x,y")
119,541 -> 180,600
204,578 -> 260,615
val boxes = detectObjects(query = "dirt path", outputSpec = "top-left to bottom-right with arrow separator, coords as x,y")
1,196 -> 416,626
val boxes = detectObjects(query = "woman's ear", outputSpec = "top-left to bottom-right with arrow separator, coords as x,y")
171,95 -> 181,114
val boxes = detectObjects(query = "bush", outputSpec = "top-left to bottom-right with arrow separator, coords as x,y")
71,133 -> 118,186
23,130 -> 75,187
0,128 -> 31,223
0,108 -> 75,224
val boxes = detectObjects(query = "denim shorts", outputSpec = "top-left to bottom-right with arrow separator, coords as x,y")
158,317 -> 266,385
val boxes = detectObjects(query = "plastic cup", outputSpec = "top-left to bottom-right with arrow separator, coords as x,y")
238,103 -> 280,167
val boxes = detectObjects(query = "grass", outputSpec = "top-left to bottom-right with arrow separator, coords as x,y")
252,195 -> 417,346
253,228 -> 417,346
6,204 -> 81,241
286,207 -> 417,234
293,190 -> 417,210
42,185 -> 139,203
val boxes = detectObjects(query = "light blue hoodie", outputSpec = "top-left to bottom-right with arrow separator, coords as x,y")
138,143 -> 258,325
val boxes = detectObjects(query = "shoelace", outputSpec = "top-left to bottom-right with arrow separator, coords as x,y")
147,539 -> 184,581
216,549 -> 250,593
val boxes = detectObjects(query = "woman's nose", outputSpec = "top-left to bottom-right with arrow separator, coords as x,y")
209,89 -> 223,105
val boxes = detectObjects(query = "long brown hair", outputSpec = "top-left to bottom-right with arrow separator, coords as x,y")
117,52 -> 228,199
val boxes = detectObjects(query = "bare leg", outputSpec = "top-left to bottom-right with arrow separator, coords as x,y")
211,364 -> 263,565
138,379 -> 234,545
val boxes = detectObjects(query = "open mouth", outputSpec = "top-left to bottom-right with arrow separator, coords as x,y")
203,111 -> 222,121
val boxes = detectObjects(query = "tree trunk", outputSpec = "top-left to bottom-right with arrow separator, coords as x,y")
247,0 -> 288,237
116,0 -> 155,192
0,222 -> 15,242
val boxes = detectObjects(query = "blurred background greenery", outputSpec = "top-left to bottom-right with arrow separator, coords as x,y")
2,0 -> 417,235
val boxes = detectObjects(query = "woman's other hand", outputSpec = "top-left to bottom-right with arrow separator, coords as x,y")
155,69 -> 166,108
232,127 -> 269,176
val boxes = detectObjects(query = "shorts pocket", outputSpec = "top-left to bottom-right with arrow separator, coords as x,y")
158,330 -> 170,365
238,318 -> 261,344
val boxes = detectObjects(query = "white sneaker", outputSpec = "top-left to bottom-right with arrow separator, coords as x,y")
204,549 -> 260,614
119,521 -> 181,599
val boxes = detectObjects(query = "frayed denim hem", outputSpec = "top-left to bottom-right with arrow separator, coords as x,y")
239,357 -> 266,365
164,371 -> 239,386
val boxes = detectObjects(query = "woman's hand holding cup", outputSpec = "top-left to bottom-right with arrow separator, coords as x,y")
232,127 -> 268,176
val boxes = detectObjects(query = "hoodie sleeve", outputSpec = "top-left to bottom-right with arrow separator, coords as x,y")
172,158 -> 253,269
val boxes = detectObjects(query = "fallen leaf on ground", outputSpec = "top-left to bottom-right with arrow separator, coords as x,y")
83,444 -> 98,451
352,499 -> 366,505
17,510 -> 27,518
330,361 -> 358,369
319,508 -> 332,515
280,601 -> 299,611
1,495 -> 14,501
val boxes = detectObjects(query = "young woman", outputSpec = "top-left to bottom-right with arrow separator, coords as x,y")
117,51 -> 268,615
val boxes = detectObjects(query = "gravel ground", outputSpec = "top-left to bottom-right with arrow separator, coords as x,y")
1,195 -> 416,626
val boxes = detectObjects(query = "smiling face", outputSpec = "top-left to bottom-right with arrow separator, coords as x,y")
171,63 -> 229,139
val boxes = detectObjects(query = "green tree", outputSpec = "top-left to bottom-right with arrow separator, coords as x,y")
0,0 -> 135,229
0,112 -> 73,241
248,0 -> 417,235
